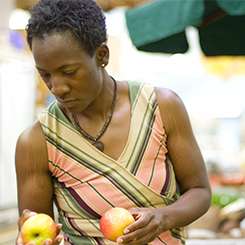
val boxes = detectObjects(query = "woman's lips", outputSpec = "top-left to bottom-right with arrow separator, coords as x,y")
57,99 -> 79,107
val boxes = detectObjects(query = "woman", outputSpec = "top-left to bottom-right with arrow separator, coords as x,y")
15,0 -> 211,244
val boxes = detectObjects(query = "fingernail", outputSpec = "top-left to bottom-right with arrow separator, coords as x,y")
57,223 -> 63,228
117,238 -> 123,243
45,239 -> 52,245
124,228 -> 129,234
29,212 -> 36,217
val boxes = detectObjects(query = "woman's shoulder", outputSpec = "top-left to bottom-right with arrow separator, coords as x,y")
15,120 -> 48,173
155,86 -> 184,109
118,80 -> 184,112
155,87 -> 190,135
16,121 -> 46,155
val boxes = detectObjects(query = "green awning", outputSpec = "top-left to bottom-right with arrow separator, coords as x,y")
125,0 -> 245,56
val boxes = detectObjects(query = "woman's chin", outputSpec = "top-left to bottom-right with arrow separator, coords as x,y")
58,102 -> 82,113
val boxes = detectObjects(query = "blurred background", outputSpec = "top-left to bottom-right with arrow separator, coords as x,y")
1,0 -> 245,244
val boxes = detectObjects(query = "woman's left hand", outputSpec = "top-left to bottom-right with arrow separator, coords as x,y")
117,207 -> 168,245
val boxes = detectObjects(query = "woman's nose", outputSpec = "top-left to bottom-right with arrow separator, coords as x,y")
50,78 -> 70,99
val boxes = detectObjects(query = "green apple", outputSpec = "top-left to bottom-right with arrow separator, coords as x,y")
100,207 -> 135,241
21,213 -> 57,245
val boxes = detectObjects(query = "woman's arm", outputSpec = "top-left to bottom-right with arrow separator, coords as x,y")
15,122 -> 64,245
155,87 -> 211,228
15,121 -> 54,217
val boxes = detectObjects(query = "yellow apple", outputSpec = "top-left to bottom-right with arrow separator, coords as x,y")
21,213 -> 57,245
100,207 -> 135,241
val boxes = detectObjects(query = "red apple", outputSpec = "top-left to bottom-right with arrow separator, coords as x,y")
21,213 -> 57,245
100,207 -> 135,241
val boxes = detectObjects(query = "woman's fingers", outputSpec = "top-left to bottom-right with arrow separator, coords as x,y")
117,208 -> 165,245
117,227 -> 156,245
54,223 -> 62,237
118,218 -> 154,244
53,223 -> 64,244
123,231 -> 156,245
16,233 -> 24,245
18,209 -> 37,228
53,234 -> 64,245
125,210 -> 152,233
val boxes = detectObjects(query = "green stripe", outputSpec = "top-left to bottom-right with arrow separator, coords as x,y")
59,210 -> 102,245
48,101 -> 71,125
58,213 -> 81,237
164,159 -> 179,201
125,91 -> 156,170
55,189 -> 100,236
131,102 -> 157,174
47,111 -> 77,133
128,81 -> 141,108
60,213 -> 97,245
54,180 -> 100,222
131,112 -> 156,174
68,235 -> 100,245
55,184 -> 87,218
147,133 -> 164,186
157,237 -> 167,245
171,228 -> 186,244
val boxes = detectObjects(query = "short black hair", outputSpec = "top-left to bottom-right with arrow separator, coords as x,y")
26,0 -> 107,56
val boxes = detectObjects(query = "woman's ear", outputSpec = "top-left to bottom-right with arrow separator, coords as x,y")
96,43 -> 109,68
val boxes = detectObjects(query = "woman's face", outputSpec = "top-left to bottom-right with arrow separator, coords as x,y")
32,31 -> 105,112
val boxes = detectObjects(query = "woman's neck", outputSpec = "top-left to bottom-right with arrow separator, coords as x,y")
78,74 -> 116,121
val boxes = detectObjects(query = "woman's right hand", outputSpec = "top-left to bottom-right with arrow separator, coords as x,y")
16,209 -> 64,245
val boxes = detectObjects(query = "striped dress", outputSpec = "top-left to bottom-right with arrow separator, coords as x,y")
39,82 -> 186,245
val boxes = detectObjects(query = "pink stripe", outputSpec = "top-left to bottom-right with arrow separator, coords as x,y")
89,177 -> 136,210
74,178 -> 136,215
136,109 -> 167,193
148,154 -> 167,192
66,185 -> 101,219
47,143 -> 99,187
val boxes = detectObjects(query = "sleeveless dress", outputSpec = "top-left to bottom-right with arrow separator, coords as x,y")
38,82 -> 186,245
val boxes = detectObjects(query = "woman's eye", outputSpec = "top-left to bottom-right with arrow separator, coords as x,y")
63,70 -> 77,76
40,72 -> 51,80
